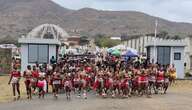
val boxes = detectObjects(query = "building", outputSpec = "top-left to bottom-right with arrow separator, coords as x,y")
183,37 -> 192,70
67,36 -> 81,46
122,35 -> 192,71
145,39 -> 186,79
18,24 -> 69,72
122,35 -> 160,55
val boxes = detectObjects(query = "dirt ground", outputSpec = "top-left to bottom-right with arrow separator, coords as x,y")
0,76 -> 192,110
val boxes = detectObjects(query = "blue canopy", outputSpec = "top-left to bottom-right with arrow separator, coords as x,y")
124,50 -> 138,57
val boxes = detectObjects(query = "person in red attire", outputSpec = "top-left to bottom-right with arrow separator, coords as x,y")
31,65 -> 39,94
23,65 -> 33,99
64,75 -> 72,100
51,70 -> 62,99
157,67 -> 165,83
8,66 -> 21,101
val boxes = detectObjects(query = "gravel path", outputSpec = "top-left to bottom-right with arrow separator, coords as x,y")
0,88 -> 192,110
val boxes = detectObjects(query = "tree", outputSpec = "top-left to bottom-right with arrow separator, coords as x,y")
159,31 -> 168,38
173,35 -> 181,40
79,36 -> 89,46
95,36 -> 121,48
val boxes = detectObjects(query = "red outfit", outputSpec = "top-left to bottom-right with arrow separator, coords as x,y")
37,80 -> 44,88
138,75 -> 148,84
11,70 -> 21,78
120,79 -> 128,89
157,71 -> 164,81
32,71 -> 39,78
85,67 -> 92,73
104,79 -> 111,89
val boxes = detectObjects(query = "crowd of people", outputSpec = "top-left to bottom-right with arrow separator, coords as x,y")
8,53 -> 177,101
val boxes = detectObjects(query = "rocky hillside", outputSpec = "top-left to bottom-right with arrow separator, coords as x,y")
0,0 -> 192,43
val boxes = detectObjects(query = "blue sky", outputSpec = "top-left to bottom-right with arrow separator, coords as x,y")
52,0 -> 192,23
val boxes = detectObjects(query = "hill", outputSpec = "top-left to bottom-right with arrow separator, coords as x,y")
0,0 -> 192,43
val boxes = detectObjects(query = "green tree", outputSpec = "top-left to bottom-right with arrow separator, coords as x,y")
159,31 -> 168,37
173,35 -> 181,40
79,36 -> 89,46
95,36 -> 121,48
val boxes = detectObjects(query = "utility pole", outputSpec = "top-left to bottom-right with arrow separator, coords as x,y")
153,19 -> 158,64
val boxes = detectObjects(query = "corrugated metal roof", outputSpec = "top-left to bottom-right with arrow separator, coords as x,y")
145,39 -> 186,47
18,38 -> 61,45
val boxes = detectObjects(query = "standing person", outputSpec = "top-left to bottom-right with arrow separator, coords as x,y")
168,64 -> 176,85
52,70 -> 62,99
39,67 -> 47,93
31,66 -> 39,94
37,75 -> 46,99
64,75 -> 72,100
8,66 -> 21,101
23,65 -> 33,99
50,56 -> 57,65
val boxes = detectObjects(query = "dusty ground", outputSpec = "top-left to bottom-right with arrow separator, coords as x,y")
0,76 -> 192,110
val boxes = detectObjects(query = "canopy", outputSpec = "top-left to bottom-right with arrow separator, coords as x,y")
124,49 -> 138,57
0,44 -> 17,49
111,44 -> 127,51
65,48 -> 78,54
107,48 -> 114,53
111,49 -> 121,56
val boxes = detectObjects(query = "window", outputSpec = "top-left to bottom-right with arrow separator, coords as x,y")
157,46 -> 171,65
28,45 -> 38,63
174,52 -> 181,60
28,44 -> 49,63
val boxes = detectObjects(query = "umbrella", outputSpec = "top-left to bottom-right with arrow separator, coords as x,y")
112,49 -> 121,56
107,48 -> 114,53
124,50 -> 138,57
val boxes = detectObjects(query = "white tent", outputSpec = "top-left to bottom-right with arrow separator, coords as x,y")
111,44 -> 138,53
111,44 -> 127,51
65,48 -> 78,54
0,44 -> 17,49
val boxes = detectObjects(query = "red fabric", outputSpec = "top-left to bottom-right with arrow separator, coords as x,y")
139,75 -> 146,81
121,79 -> 128,88
11,71 -> 21,77
93,80 -> 99,90
104,79 -> 111,88
32,71 -> 39,78
37,81 -> 44,88
112,56 -> 116,62
138,75 -> 147,83
157,71 -> 164,81
85,67 -> 92,73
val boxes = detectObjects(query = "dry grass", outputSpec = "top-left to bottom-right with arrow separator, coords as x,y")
170,80 -> 192,92
0,76 -> 192,103
0,75 -> 26,103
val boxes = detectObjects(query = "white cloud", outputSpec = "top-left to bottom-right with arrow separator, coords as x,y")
52,0 -> 192,23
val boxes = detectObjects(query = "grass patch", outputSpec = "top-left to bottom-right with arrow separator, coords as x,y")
0,76 -> 26,103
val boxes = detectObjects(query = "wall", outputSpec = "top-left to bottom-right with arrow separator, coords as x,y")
147,46 -> 185,79
171,47 -> 185,79
147,46 -> 156,63
122,36 -> 165,54
20,44 -> 57,72
20,44 -> 28,72
184,37 -> 192,70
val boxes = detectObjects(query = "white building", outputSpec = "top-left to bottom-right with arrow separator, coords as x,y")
122,35 -> 158,54
183,37 -> 192,70
18,24 -> 69,72
145,40 -> 186,79
122,36 -> 192,71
